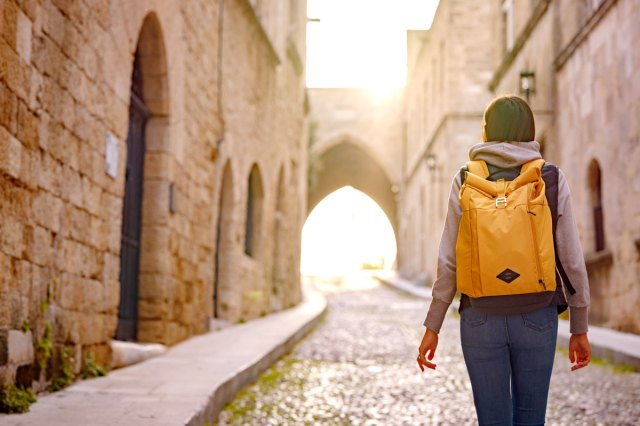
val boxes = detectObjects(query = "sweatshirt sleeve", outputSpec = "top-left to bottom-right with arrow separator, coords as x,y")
556,169 -> 591,334
422,173 -> 462,333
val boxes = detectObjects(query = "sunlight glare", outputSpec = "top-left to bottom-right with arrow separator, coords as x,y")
306,0 -> 439,89
301,186 -> 397,278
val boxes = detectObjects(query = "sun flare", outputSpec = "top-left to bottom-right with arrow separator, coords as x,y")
301,186 -> 397,277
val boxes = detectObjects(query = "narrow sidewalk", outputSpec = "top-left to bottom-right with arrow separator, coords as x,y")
0,281 -> 327,426
376,271 -> 640,370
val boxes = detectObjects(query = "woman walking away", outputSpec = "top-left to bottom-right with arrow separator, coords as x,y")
416,95 -> 591,426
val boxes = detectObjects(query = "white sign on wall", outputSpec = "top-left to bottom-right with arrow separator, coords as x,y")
105,133 -> 119,179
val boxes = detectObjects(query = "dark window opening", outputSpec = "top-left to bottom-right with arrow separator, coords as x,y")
588,159 -> 605,252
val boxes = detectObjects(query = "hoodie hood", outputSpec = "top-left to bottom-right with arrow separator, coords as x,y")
468,141 -> 542,168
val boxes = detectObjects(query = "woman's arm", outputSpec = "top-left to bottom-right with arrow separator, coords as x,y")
556,168 -> 591,370
556,169 -> 591,334
422,172 -> 463,333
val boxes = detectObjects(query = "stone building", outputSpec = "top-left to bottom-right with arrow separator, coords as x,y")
0,0 -> 308,389
401,0 -> 640,333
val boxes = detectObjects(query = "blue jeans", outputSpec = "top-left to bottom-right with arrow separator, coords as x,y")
460,304 -> 558,426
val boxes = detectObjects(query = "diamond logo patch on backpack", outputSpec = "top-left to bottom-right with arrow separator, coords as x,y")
496,268 -> 520,284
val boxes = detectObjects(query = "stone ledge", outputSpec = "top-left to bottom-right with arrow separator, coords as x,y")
584,249 -> 614,271
109,340 -> 167,369
0,281 -> 327,425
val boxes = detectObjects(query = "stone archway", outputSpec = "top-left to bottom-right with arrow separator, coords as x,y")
116,12 -> 171,342
308,140 -> 398,238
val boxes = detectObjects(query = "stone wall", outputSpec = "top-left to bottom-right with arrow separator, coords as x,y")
0,0 -> 308,389
554,0 -> 640,333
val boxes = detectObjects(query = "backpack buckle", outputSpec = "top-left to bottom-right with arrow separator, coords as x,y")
495,197 -> 508,208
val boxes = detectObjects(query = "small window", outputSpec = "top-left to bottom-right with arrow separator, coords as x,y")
244,164 -> 264,257
588,159 -> 605,252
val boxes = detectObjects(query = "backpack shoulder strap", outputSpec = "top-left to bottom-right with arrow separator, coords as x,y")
541,162 -> 577,296
466,160 -> 490,178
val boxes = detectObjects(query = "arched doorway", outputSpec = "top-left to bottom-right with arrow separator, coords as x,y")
116,13 -> 170,341
214,161 -> 235,319
308,141 -> 398,237
116,49 -> 150,341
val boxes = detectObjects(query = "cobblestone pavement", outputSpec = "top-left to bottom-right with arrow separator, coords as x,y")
215,274 -> 640,425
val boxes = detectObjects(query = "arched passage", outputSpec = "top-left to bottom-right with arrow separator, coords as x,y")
116,13 -> 170,341
308,141 -> 398,237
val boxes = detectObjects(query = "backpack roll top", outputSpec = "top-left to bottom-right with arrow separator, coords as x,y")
455,159 -> 557,299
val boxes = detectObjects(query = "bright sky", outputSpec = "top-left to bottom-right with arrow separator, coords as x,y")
306,0 -> 439,89
301,187 -> 397,276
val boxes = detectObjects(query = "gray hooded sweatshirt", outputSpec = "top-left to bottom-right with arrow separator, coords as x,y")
423,141 -> 590,334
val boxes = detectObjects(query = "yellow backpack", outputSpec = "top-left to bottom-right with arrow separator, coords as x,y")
455,159 -> 556,298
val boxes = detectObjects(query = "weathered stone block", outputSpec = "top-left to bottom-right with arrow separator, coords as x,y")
67,205 -> 90,244
138,299 -> 169,320
0,329 -> 34,367
28,225 -> 52,266
16,101 -> 38,150
81,278 -> 103,313
102,279 -> 119,314
137,320 -> 165,343
143,151 -> 172,180
0,213 -> 24,258
138,273 -> 170,301
41,0 -> 65,46
106,215 -> 122,253
55,309 -> 80,343
31,190 -> 62,232
88,214 -> 108,252
0,29 -> 29,102
15,8 -> 32,64
0,80 -> 18,133
57,272 -> 83,310
78,312 -> 103,345
139,233 -> 172,275
1,0 -> 18,51
141,179 -> 170,225
0,127 -> 23,179
8,330 -> 34,366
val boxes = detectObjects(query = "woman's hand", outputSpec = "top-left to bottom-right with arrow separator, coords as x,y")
569,332 -> 591,371
417,327 -> 439,371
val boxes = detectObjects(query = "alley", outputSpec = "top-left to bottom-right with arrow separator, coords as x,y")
216,275 -> 640,425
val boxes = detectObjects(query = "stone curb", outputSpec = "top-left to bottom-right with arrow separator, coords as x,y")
188,282 -> 328,425
0,281 -> 327,425
375,272 -> 640,371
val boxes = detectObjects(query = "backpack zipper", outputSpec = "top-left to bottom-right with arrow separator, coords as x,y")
527,185 -> 546,290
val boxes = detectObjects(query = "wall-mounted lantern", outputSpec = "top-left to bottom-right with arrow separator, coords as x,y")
519,71 -> 536,103
425,153 -> 437,171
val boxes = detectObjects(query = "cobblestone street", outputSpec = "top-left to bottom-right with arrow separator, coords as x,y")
216,275 -> 640,425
